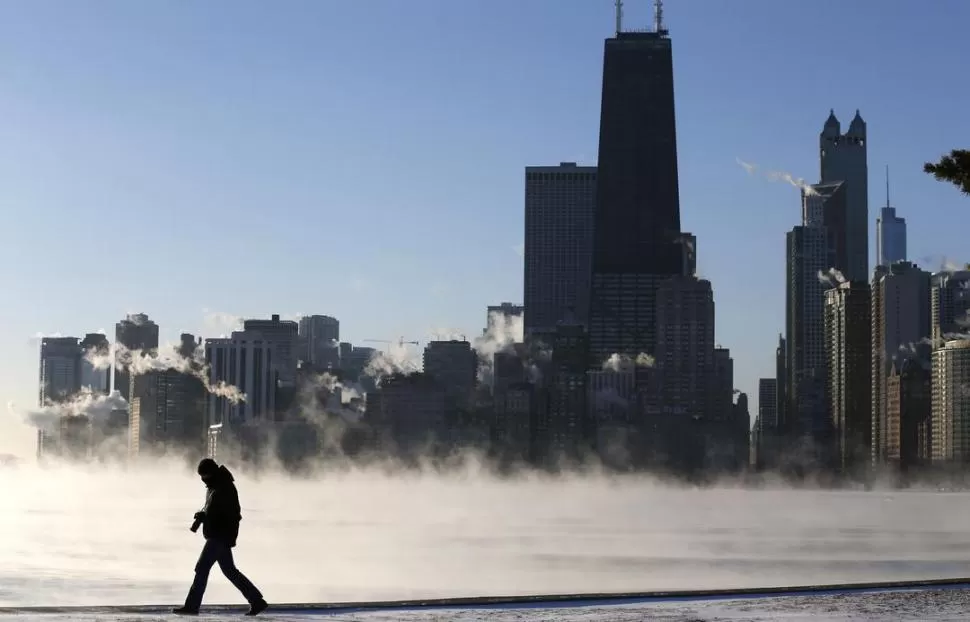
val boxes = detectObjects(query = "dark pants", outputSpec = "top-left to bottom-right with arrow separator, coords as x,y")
184,538 -> 263,610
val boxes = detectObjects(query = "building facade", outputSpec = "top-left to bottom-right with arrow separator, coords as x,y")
114,313 -> 159,401
524,164 -> 596,339
871,261 -> 931,465
931,340 -> 970,466
819,109 -> 868,282
824,281 -> 872,474
588,22 -> 687,364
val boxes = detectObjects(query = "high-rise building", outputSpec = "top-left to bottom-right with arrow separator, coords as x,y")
824,281 -> 872,474
422,340 -> 477,410
803,181 -> 848,276
243,315 -> 299,386
886,358 -> 931,472
819,109 -> 868,282
487,303 -> 524,334
298,315 -> 340,369
654,275 -> 715,420
545,323 -> 589,461
785,225 -> 836,442
588,14 -> 686,363
931,340 -> 970,466
876,170 -> 906,268
205,330 -> 278,427
758,379 -> 778,432
79,333 -> 110,395
931,269 -> 970,348
524,164 -> 595,338
39,337 -> 81,405
871,261 -> 931,465
114,313 -> 159,401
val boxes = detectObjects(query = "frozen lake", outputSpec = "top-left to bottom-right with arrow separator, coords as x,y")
1,461 -> 970,612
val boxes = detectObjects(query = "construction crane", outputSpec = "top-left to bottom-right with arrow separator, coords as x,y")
364,337 -> 420,349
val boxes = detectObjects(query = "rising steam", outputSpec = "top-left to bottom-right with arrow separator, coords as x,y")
87,342 -> 246,403
737,158 -> 819,196
601,352 -> 656,372
9,388 -> 129,431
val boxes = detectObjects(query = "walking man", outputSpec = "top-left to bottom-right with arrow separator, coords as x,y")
174,458 -> 268,616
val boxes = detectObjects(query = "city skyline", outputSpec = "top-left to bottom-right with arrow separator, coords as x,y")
1,0 -> 969,457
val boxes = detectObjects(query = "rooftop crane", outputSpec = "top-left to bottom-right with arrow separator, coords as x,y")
363,337 -> 420,349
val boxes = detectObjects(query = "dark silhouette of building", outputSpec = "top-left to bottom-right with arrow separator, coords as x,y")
886,358 -> 931,474
588,16 -> 686,363
824,281 -> 872,475
243,314 -> 299,413
114,313 -> 159,401
524,164 -> 596,338
819,110 -> 868,282
366,372 -> 447,458
655,275 -> 715,422
130,334 -> 207,461
804,181 -> 849,276
39,337 -> 81,405
542,323 -> 589,464
785,225 -> 835,449
298,315 -> 340,369
871,261 -> 930,467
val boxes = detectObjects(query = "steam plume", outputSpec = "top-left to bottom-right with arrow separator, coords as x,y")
817,268 -> 847,287
736,158 -> 819,196
87,342 -> 246,403
9,388 -> 129,431
601,353 -> 656,372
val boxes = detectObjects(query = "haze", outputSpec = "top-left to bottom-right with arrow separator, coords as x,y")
2,460 -> 969,608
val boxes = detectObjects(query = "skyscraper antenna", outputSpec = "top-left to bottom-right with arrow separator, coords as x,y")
615,0 -> 623,35
885,164 -> 890,208
654,0 -> 665,33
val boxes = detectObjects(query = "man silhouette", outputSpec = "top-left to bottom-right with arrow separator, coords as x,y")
174,458 -> 268,616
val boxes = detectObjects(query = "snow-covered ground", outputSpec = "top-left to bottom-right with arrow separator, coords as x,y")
2,587 -> 970,621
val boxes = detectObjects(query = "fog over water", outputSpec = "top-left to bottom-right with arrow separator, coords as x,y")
2,460 -> 970,608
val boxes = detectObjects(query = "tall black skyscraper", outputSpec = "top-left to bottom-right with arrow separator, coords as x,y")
588,8 -> 685,363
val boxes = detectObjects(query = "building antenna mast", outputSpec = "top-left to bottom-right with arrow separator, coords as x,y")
654,0 -> 665,33
885,164 -> 891,208
615,0 -> 623,35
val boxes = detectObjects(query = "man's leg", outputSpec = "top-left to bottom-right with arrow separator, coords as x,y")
215,545 -> 264,605
181,540 -> 220,612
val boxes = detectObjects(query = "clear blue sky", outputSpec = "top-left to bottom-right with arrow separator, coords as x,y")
1,0 -> 967,456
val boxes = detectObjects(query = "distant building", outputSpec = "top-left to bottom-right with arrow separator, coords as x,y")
367,373 -> 447,456
129,333 -> 207,460
205,331 -> 277,427
819,109 -> 868,282
423,341 -> 477,410
876,170 -> 906,268
486,303 -> 524,333
114,313 -> 159,401
493,382 -> 535,464
524,163 -> 596,338
886,358 -> 931,473
298,315 -> 340,369
39,337 -> 81,405
79,333 -> 110,395
930,269 -> 970,348
824,281 -> 872,474
931,340 -> 970,467
243,314 -> 299,390
655,275 -> 715,422
871,262 -> 931,466
786,225 -> 835,443
544,323 -> 589,462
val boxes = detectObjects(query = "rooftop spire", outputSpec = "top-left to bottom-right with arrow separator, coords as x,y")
885,164 -> 891,208
654,0 -> 666,33
615,0 -> 623,34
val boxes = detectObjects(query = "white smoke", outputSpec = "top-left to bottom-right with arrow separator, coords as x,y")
9,388 -> 129,431
601,353 -> 656,372
202,309 -> 244,338
817,268 -> 847,287
364,342 -> 421,382
473,311 -> 525,384
86,342 -> 246,403
736,158 -> 819,196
